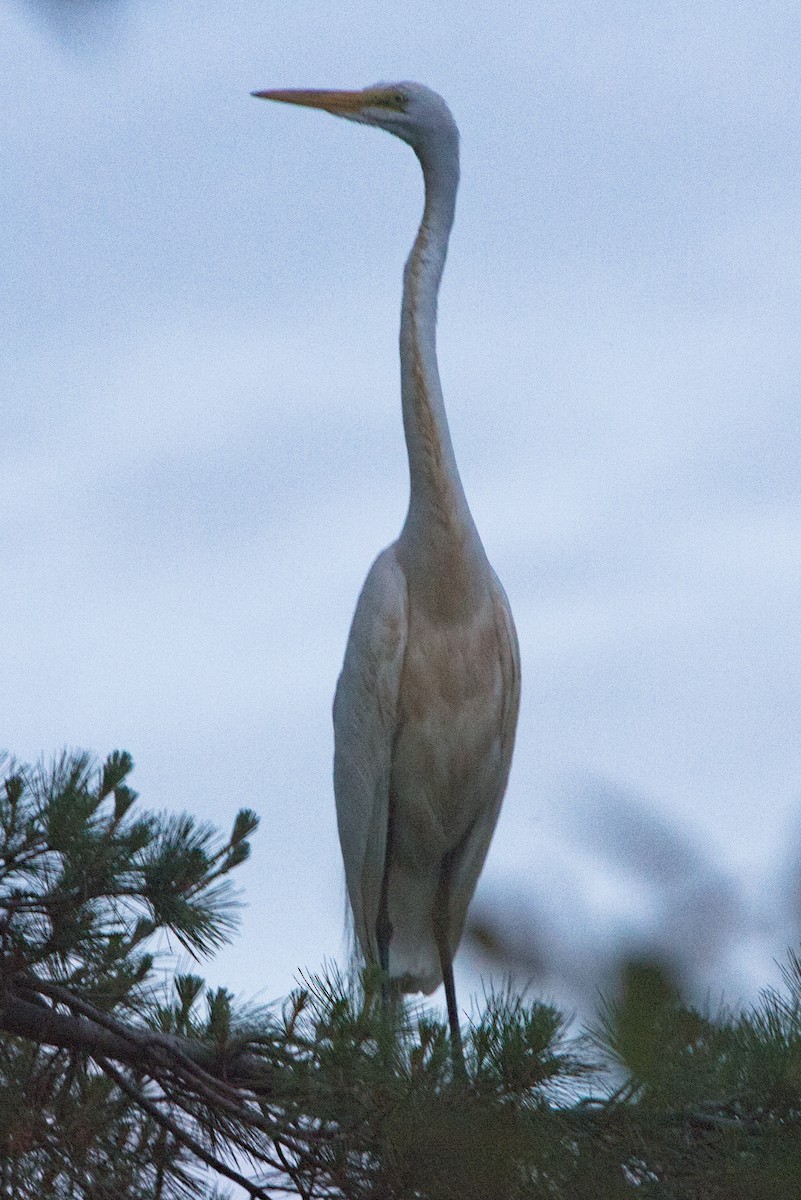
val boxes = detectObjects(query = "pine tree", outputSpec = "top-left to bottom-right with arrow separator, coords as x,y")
3,750 -> 801,1198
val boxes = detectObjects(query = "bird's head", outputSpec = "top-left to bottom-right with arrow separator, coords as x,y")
252,81 -> 458,162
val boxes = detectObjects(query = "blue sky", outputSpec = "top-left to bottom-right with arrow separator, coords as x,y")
3,0 -> 800,1017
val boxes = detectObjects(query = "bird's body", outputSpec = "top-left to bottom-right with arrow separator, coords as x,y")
255,82 -> 520,1043
334,541 -> 518,994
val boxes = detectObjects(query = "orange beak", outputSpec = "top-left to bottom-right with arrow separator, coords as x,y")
251,88 -> 367,116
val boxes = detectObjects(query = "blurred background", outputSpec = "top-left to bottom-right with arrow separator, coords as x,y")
2,0 -> 800,1023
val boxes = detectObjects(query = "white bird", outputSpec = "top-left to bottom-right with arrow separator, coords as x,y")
254,82 -> 520,1062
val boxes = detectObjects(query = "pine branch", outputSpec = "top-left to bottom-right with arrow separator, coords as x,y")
16,975 -> 256,1103
97,1057 -> 276,1200
8,750 -> 801,1198
1,980 -> 280,1111
0,989 -> 141,1065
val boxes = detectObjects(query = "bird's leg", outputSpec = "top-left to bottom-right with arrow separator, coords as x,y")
376,800 -> 395,1013
375,837 -> 403,1074
376,891 -> 394,1009
440,947 -> 466,1080
433,858 -> 467,1083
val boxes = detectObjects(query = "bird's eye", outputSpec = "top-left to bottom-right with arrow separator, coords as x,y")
370,88 -> 407,111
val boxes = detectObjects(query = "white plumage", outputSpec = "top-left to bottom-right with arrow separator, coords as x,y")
256,81 -> 520,1050
334,548 -> 518,995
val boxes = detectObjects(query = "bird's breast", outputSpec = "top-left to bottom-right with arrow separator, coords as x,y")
390,601 -> 506,859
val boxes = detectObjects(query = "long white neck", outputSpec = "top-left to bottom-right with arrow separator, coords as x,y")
397,136 -> 486,602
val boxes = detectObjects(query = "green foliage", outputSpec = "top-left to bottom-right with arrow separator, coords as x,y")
268,969 -> 595,1199
0,749 -> 259,1199
0,749 -> 254,996
5,751 -> 801,1198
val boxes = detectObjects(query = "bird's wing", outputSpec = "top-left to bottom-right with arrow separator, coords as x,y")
491,571 -> 522,774
333,545 -> 408,962
448,572 -> 521,949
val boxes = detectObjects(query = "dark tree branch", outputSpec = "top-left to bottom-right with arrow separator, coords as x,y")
16,975 -> 250,1104
97,1057 -> 277,1200
1,990 -> 140,1065
3,981 -> 275,1096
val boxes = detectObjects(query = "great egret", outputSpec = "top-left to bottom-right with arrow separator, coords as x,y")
254,82 -> 520,1066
